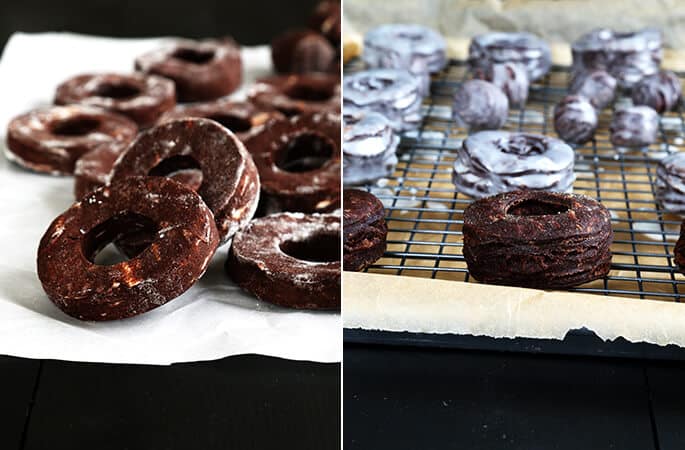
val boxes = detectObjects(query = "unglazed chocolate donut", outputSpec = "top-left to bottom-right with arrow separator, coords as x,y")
74,143 -> 128,199
158,99 -> 284,142
54,73 -> 175,128
463,190 -> 613,289
5,105 -> 137,175
553,95 -> 598,145
343,189 -> 387,271
135,38 -> 242,102
569,69 -> 616,110
571,28 -> 662,89
468,32 -> 551,81
249,74 -> 340,117
37,177 -> 219,321
309,0 -> 341,44
343,108 -> 399,185
609,106 -> 659,150
452,79 -> 509,131
656,152 -> 685,214
343,69 -> 422,132
110,118 -> 259,242
226,212 -> 340,310
675,222 -> 685,271
243,112 -> 340,214
452,131 -> 575,199
631,70 -> 682,113
271,29 -> 337,74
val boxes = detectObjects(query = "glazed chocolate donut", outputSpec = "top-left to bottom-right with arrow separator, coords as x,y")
463,190 -> 613,289
158,99 -> 284,142
571,28 -> 662,89
343,108 -> 399,185
675,222 -> 685,271
609,106 -> 659,150
271,29 -> 337,74
553,95 -> 598,145
343,69 -> 422,131
135,38 -> 242,102
452,79 -> 509,131
452,131 -> 575,199
74,143 -> 127,199
468,32 -> 551,81
110,118 -> 260,242
249,74 -> 340,117
656,152 -> 685,214
481,61 -> 529,107
5,105 -> 137,175
363,24 -> 447,73
569,70 -> 616,110
226,212 -> 340,310
37,176 -> 219,321
243,112 -> 340,214
631,70 -> 682,113
343,189 -> 387,271
54,73 -> 175,128
309,0 -> 341,44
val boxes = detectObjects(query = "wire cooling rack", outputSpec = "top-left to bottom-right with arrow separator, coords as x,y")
346,60 -> 685,302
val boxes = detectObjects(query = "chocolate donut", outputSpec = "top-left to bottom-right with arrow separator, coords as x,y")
571,28 -> 662,89
343,108 -> 399,185
609,106 -> 659,150
569,70 -> 616,110
226,212 -> 340,310
452,131 -> 575,199
343,189 -> 387,271
363,23 -> 447,75
309,0 -> 341,44
135,38 -> 242,102
243,112 -> 340,214
631,70 -> 682,113
452,79 -> 509,131
5,105 -> 137,175
158,99 -> 283,142
553,95 -> 598,145
468,32 -> 551,81
54,73 -> 175,128
249,74 -> 340,117
463,190 -> 613,289
37,176 -> 219,321
480,61 -> 529,107
675,222 -> 685,272
656,152 -> 685,214
110,118 -> 259,242
74,144 -> 127,199
271,29 -> 337,74
343,69 -> 422,131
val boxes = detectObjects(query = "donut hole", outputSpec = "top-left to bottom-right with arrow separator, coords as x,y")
149,155 -> 203,192
82,212 -> 158,265
276,132 -> 334,172
94,82 -> 141,99
498,135 -> 547,156
280,232 -> 340,263
284,82 -> 335,102
507,199 -> 569,216
207,114 -> 253,133
172,48 -> 215,64
51,117 -> 100,136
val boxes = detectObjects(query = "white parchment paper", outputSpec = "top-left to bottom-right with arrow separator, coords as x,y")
0,32 -> 341,365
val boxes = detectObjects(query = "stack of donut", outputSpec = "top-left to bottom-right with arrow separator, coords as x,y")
8,6 -> 342,320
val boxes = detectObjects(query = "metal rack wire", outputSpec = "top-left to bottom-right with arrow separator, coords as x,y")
346,60 -> 685,302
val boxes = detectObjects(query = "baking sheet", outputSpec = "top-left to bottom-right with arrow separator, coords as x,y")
0,32 -> 340,365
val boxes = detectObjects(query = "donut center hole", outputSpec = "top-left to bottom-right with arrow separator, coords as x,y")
280,232 -> 340,263
284,82 -> 334,102
276,132 -> 334,172
207,114 -> 253,133
172,48 -> 215,64
94,82 -> 141,99
149,155 -> 203,192
398,32 -> 423,41
82,212 -> 158,265
498,135 -> 547,156
507,199 -> 569,216
51,117 -> 100,136
351,76 -> 393,92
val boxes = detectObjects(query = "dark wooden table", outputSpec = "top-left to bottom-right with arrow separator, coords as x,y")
1,355 -> 340,450
344,343 -> 685,450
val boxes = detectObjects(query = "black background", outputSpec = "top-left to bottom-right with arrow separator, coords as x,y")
0,1 -> 339,450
